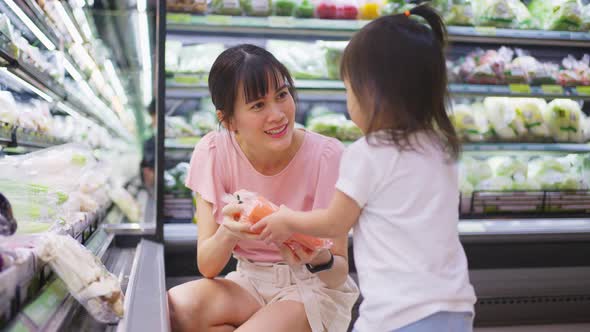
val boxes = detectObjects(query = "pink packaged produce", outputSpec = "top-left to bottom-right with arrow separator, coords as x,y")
224,190 -> 333,252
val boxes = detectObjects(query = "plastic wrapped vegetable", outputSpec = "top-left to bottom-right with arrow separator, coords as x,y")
449,103 -> 490,142
513,98 -> 551,139
167,0 -> 207,13
267,40 -> 328,79
321,41 -> 347,80
543,99 -> 583,142
274,0 -> 296,16
316,0 -> 338,18
528,156 -> 584,190
0,193 -> 17,236
241,0 -> 272,16
528,0 -> 583,31
108,186 -> 141,223
460,156 -> 493,187
0,91 -> 19,125
177,43 -> 225,74
379,1 -> 413,16
483,97 -> 527,140
472,0 -> 522,28
582,4 -> 590,31
475,176 -> 514,191
36,234 -> 124,323
434,0 -> 475,26
558,55 -> 590,87
359,0 -> 381,20
224,191 -> 333,251
211,0 -> 242,15
295,0 -> 315,18
307,113 -> 347,139
336,0 -> 360,19
487,156 -> 528,187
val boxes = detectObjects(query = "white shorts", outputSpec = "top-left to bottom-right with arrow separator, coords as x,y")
226,256 -> 360,332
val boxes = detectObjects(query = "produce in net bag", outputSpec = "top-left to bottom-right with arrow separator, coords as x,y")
223,191 -> 333,252
35,234 -> 124,323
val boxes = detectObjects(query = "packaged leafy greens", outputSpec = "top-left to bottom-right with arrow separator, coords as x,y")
274,0 -> 296,16
211,0 -> 242,15
528,0 -> 583,31
241,0 -> 272,16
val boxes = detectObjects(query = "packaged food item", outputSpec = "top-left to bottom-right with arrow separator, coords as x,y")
211,0 -> 242,15
483,97 -> 527,140
224,191 -> 333,252
242,0 -> 272,16
460,156 -> 493,187
513,98 -> 551,139
529,0 -> 583,31
449,103 -> 490,142
459,48 -> 512,85
321,41 -> 347,80
335,0 -> 359,19
267,40 -> 328,79
274,0 -> 296,16
358,0 -> 381,20
434,0 -> 475,26
558,55 -> 590,87
108,186 -> 141,223
295,0 -> 315,18
543,99 -> 583,142
35,234 -> 124,323
472,0 -> 523,28
167,0 -> 207,13
316,0 -> 338,18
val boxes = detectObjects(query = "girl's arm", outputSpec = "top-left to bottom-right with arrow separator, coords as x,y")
195,194 -> 244,278
252,190 -> 361,246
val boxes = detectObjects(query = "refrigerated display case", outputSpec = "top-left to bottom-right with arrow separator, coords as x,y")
161,0 -> 590,327
0,1 -> 168,331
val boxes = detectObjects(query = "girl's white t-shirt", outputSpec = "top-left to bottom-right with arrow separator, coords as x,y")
336,134 -> 476,332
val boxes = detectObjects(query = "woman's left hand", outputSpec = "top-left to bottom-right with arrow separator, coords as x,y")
279,245 -> 331,267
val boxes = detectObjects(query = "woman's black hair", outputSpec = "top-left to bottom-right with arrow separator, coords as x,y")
340,4 -> 460,160
208,44 -> 297,125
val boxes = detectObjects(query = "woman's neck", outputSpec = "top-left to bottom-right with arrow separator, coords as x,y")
236,129 -> 304,176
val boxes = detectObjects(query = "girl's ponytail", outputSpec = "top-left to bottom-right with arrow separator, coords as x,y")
408,4 -> 447,48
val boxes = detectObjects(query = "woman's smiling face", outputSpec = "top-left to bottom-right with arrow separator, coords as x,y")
228,76 -> 297,153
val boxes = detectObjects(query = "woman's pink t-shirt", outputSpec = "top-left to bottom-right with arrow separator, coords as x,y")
185,129 -> 343,262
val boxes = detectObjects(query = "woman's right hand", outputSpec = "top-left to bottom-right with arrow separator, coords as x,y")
218,203 -> 259,242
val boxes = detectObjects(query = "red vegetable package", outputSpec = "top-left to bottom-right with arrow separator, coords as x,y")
224,190 -> 333,252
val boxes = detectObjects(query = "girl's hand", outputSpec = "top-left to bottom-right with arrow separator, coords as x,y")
250,205 -> 294,245
279,244 -> 324,266
218,203 -> 259,241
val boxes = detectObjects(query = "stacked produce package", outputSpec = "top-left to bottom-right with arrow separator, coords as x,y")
167,0 -> 590,32
450,97 -> 590,143
0,144 -> 142,323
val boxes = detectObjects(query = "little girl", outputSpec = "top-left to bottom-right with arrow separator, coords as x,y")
252,5 -> 477,332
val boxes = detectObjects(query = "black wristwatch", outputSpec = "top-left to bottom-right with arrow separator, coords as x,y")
306,250 -> 334,273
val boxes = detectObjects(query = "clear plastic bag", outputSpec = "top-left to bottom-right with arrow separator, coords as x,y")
35,234 -> 124,324
108,186 -> 141,223
543,99 -> 584,142
223,190 -> 333,252
267,40 -> 328,79
242,0 -> 272,16
472,0 -> 523,28
211,0 -> 242,16
434,0 -> 475,26
529,0 -> 583,31
320,41 -> 347,80
167,0 -> 207,13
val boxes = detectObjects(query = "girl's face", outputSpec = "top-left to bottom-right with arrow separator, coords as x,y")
228,79 -> 296,153
344,79 -> 367,133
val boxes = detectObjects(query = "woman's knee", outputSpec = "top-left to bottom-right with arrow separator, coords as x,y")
168,280 -> 216,331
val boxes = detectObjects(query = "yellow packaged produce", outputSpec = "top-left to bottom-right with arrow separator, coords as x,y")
359,1 -> 381,19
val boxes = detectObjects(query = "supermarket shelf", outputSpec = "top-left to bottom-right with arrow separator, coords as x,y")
463,143 -> 590,153
116,239 -> 169,332
165,137 -> 200,150
166,74 -> 590,100
167,14 -> 590,47
459,218 -> 590,243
